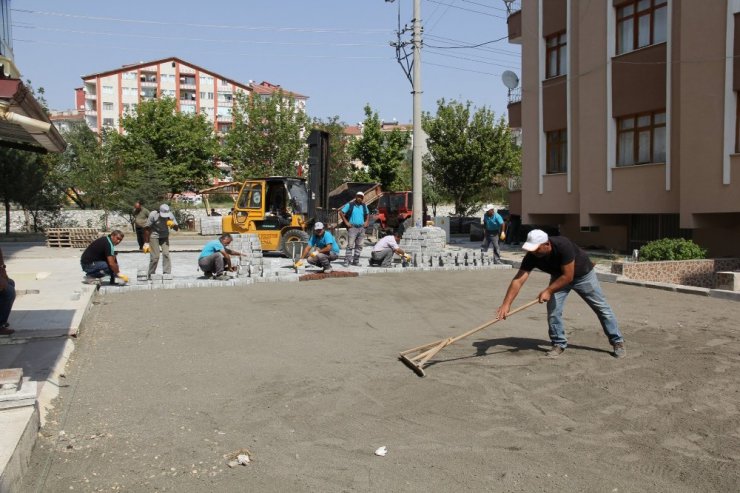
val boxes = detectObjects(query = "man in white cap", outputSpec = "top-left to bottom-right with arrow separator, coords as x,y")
143,203 -> 179,279
339,191 -> 370,267
496,229 -> 625,359
296,222 -> 340,273
481,204 -> 505,264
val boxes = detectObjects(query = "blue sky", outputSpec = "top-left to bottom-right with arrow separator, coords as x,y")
12,0 -> 520,125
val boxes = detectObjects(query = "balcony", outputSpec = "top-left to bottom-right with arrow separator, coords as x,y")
506,0 -> 522,44
507,87 -> 521,128
84,92 -> 97,100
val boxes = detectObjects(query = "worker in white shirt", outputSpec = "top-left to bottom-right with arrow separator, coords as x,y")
369,232 -> 409,267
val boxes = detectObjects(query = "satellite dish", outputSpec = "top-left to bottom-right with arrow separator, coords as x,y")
502,71 -> 520,90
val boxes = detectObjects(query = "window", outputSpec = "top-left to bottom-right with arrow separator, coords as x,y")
616,0 -> 667,55
102,118 -> 115,127
546,129 -> 567,173
102,85 -> 114,94
102,102 -> 114,111
199,91 -> 214,100
617,111 -> 666,166
545,32 -> 567,78
180,105 -> 196,115
122,72 -> 136,80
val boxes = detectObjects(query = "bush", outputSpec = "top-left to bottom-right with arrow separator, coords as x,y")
638,238 -> 707,261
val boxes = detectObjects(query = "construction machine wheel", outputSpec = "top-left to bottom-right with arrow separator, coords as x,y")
280,229 -> 309,258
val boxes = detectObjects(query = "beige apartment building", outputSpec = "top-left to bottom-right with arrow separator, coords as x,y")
79,56 -> 306,136
506,0 -> 740,256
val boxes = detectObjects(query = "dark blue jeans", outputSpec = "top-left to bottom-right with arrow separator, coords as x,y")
82,261 -> 114,282
0,278 -> 15,325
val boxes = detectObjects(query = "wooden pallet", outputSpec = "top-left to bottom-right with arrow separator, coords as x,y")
45,228 -> 101,248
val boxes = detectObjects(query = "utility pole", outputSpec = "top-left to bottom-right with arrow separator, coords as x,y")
411,0 -> 423,227
388,0 -> 423,227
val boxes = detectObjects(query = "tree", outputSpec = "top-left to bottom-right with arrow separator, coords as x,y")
311,116 -> 353,189
349,105 -> 410,190
0,148 -> 64,233
50,121 -> 108,209
110,97 -> 219,193
224,89 -> 309,179
423,99 -> 520,215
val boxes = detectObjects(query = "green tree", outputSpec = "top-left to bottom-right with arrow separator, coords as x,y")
0,148 -> 64,233
48,121 -> 109,209
349,105 -> 410,190
224,89 -> 309,179
110,97 -> 219,193
311,116 -> 353,189
423,99 -> 520,215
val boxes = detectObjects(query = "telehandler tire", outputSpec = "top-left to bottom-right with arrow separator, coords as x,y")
280,229 -> 309,258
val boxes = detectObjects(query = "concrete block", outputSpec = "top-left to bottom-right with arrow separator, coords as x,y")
0,369 -> 23,395
0,379 -> 37,410
0,406 -> 39,493
716,271 -> 740,291
676,285 -> 710,296
708,289 -> 740,301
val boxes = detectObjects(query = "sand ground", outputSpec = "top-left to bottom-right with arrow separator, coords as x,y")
21,270 -> 740,492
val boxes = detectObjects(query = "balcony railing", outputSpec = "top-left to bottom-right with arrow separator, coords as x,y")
507,87 -> 521,105
504,0 -> 521,15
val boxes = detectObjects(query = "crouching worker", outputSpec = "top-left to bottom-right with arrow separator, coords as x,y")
198,233 -> 242,280
296,222 -> 339,273
369,232 -> 409,267
80,230 -> 128,285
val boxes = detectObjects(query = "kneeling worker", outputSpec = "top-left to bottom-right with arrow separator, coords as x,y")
80,230 -> 128,285
369,232 -> 409,267
296,222 -> 339,273
198,233 -> 242,280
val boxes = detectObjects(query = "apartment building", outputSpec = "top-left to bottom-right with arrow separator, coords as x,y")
506,0 -> 740,256
79,56 -> 306,135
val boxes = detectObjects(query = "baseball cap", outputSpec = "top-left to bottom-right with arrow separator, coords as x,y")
356,191 -> 365,197
483,204 -> 495,212
522,229 -> 548,252
314,221 -> 324,230
159,204 -> 174,219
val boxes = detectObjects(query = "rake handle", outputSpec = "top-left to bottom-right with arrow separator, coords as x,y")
446,298 -> 540,345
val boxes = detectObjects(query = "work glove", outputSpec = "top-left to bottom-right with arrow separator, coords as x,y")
403,253 -> 412,262
142,243 -> 151,253
310,250 -> 318,257
117,273 -> 129,283
499,231 -> 506,241
166,220 -> 175,228
294,260 -> 304,268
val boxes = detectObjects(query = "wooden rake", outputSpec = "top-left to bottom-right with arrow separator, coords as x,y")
399,299 -> 540,377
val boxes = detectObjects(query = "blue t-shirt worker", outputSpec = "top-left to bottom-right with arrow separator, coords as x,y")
198,233 -> 242,280
339,191 -> 370,267
495,229 -> 625,359
297,222 -> 340,273
481,204 -> 505,264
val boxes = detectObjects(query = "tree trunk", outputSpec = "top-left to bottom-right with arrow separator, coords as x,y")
3,199 -> 9,234
22,208 -> 31,232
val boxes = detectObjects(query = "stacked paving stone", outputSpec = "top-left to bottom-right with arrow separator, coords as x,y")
199,217 -> 223,235
230,233 -> 264,278
399,226 -> 447,266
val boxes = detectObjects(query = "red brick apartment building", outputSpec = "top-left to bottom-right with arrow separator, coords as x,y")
506,0 -> 740,256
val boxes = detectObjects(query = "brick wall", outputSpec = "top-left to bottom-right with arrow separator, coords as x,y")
611,259 -> 740,288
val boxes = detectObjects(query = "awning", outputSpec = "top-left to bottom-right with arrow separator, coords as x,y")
0,79 -> 66,153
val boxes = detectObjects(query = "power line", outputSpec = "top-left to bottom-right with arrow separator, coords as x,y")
460,0 -> 508,12
425,34 -> 509,49
15,38 -> 393,60
424,0 -> 506,18
425,48 -> 519,69
11,8 -> 393,35
425,60 -> 501,76
13,25 -> 389,48
425,33 -> 519,56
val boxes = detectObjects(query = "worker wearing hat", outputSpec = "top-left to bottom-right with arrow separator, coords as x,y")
495,229 -> 625,359
296,222 -> 340,273
339,191 -> 370,267
481,204 -> 505,264
143,204 -> 179,279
